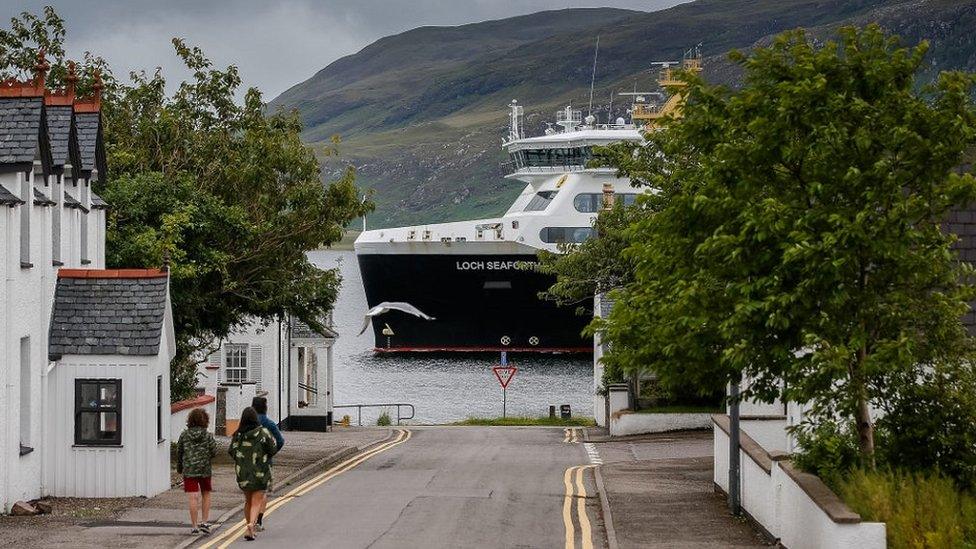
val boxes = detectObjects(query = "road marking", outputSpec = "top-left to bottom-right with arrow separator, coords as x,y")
564,428 -> 580,443
199,429 -> 411,549
583,442 -> 602,465
562,464 -> 597,549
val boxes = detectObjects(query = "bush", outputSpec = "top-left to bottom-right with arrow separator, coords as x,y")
376,411 -> 392,426
792,419 -> 862,487
838,469 -> 976,549
876,363 -> 976,490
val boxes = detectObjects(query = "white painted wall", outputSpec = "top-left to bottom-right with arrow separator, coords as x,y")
0,169 -> 59,511
610,411 -> 712,436
170,397 -> 217,442
42,355 -> 171,498
713,419 -> 886,549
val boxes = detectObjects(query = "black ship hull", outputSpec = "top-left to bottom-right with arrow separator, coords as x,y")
357,253 -> 592,353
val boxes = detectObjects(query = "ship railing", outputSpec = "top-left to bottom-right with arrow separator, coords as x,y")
333,403 -> 416,426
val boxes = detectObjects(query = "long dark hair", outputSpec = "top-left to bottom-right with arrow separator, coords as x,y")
234,407 -> 261,437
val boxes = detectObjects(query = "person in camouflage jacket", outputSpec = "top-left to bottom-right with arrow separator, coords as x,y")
176,408 -> 218,534
229,407 -> 279,541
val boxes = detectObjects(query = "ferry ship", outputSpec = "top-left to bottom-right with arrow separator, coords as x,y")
355,48 -> 701,352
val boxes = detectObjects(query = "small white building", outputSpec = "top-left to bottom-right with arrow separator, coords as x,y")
45,269 -> 175,498
200,315 -> 336,432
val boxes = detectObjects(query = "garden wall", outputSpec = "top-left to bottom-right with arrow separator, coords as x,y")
712,415 -> 886,549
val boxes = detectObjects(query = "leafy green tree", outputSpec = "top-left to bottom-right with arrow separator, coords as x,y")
597,25 -> 976,466
2,9 -> 371,400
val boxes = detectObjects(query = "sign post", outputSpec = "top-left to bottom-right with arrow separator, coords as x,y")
492,353 -> 517,418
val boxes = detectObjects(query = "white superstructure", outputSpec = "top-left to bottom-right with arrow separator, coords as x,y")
355,105 -> 644,257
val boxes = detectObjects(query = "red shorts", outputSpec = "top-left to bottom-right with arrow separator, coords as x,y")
183,476 -> 212,493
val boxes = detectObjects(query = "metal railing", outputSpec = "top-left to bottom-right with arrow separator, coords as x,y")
333,403 -> 415,426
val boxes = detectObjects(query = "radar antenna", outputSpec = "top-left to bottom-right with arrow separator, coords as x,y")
507,99 -> 524,142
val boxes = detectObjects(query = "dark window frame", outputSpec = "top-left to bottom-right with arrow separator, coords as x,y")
74,378 -> 122,446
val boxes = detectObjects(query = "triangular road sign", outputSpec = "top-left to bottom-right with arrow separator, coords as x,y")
493,366 -> 517,389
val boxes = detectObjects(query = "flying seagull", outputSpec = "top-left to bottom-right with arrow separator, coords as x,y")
358,302 -> 435,336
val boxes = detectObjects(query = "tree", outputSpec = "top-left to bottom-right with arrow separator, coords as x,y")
597,25 -> 976,466
2,9 -> 371,400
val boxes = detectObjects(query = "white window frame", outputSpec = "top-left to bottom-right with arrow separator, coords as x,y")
224,343 -> 248,383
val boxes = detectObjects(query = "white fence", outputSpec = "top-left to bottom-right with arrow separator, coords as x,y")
713,415 -> 886,549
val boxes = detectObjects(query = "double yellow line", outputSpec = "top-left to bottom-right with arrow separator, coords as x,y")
563,464 -> 596,549
563,428 -> 580,443
200,428 -> 411,549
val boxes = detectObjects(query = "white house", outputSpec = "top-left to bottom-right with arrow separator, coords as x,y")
44,268 -> 175,498
200,315 -> 337,432
0,57 -> 169,511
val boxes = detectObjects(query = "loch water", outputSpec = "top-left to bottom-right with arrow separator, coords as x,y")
308,250 -> 594,424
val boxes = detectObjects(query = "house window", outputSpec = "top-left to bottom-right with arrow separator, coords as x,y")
156,376 -> 163,443
20,337 -> 32,454
224,344 -> 248,383
75,379 -> 122,446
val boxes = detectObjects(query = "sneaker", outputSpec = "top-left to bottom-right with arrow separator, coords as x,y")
190,528 -> 201,535
199,524 -> 211,535
256,523 -> 265,532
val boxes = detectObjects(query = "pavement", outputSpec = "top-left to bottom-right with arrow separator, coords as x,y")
588,429 -> 772,548
194,426 -> 605,549
0,427 -> 391,549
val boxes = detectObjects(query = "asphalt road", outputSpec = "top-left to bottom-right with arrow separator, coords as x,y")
208,426 -> 604,549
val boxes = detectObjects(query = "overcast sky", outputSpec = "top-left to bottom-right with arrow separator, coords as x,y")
3,1 -> 688,100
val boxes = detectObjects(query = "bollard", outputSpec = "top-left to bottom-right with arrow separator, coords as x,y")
560,404 -> 572,419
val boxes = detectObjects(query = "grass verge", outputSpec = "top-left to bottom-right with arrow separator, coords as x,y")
837,469 -> 976,548
452,416 -> 596,427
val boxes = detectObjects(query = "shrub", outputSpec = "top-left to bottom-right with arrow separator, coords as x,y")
792,419 -> 861,487
376,410 -> 392,426
837,469 -> 976,549
875,362 -> 976,490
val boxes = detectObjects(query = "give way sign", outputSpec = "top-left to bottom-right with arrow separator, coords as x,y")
492,366 -> 517,389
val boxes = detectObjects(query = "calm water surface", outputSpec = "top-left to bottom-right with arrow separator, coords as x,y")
308,250 -> 594,424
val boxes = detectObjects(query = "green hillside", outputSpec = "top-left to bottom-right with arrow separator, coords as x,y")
271,0 -> 976,228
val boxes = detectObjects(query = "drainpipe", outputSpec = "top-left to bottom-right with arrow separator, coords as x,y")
286,315 -> 292,428
277,318 -> 282,423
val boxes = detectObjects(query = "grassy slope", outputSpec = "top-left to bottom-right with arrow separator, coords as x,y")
281,0 -> 976,227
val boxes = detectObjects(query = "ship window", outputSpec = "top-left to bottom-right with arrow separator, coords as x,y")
524,190 -> 558,212
520,147 -> 592,168
539,227 -> 595,244
573,192 -> 639,213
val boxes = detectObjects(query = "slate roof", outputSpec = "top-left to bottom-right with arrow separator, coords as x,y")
45,104 -> 73,168
0,182 -> 23,205
90,191 -> 108,209
33,187 -> 55,206
290,316 -> 338,339
49,269 -> 169,360
63,189 -> 89,213
75,112 -> 100,174
0,97 -> 44,166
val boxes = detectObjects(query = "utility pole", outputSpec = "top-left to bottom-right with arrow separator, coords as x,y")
729,381 -> 742,516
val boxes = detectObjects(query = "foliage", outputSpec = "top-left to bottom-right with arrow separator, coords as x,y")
1,9 -> 372,401
875,362 -> 976,490
792,420 -> 862,488
376,410 -> 392,426
595,25 -> 976,465
838,469 -> 976,549
452,416 -> 596,427
536,203 -> 639,314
